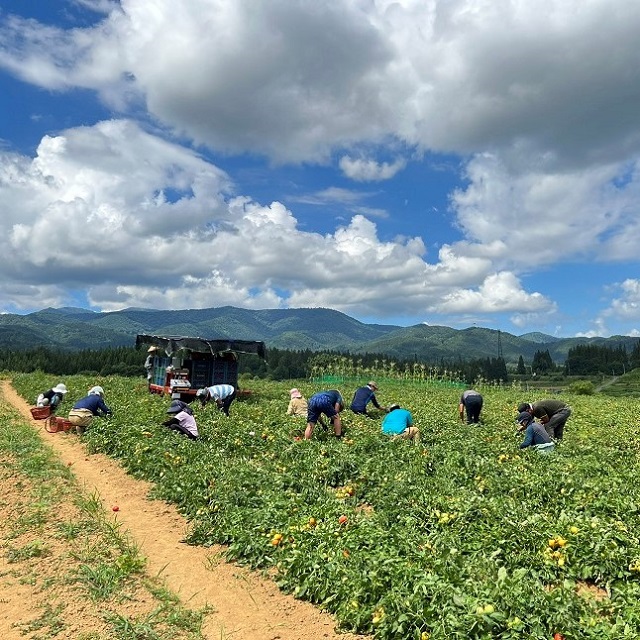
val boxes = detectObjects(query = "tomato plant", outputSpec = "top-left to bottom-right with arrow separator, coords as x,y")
11,372 -> 640,639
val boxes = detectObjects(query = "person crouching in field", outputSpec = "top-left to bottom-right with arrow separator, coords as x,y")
36,382 -> 68,413
382,403 -> 420,443
350,381 -> 383,417
286,388 -> 308,417
517,399 -> 572,441
196,384 -> 237,416
68,386 -> 112,435
162,400 -> 199,440
516,411 -> 554,454
305,390 -> 344,440
459,388 -> 483,424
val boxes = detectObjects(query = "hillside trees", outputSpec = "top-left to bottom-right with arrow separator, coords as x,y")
564,343 -> 631,376
532,349 -> 554,374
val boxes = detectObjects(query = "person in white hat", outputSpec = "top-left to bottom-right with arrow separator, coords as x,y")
36,382 -> 68,412
68,389 -> 112,435
286,388 -> 308,418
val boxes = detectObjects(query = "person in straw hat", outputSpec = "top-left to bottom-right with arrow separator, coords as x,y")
144,345 -> 158,388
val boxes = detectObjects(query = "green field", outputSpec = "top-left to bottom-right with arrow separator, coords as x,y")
10,373 -> 640,640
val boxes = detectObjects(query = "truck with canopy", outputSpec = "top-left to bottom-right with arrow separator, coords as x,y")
136,334 -> 267,401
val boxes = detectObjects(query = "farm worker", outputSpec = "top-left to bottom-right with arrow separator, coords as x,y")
350,381 -> 383,416
287,388 -> 308,417
144,346 -> 158,388
68,388 -> 112,435
162,400 -> 199,440
517,399 -> 572,440
382,403 -> 420,442
305,390 -> 344,440
36,382 -> 68,412
196,384 -> 236,416
516,411 -> 555,453
166,398 -> 194,415
459,388 -> 483,424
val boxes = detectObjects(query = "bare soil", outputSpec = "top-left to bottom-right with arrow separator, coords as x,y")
0,380 -> 365,640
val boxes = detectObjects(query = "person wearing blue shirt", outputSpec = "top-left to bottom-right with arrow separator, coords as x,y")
516,411 -> 554,453
382,404 -> 420,442
305,390 -> 344,440
350,381 -> 383,416
68,387 -> 112,435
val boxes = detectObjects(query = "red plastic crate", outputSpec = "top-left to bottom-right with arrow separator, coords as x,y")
30,406 -> 51,420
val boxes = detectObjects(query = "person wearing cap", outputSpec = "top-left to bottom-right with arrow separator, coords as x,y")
382,403 -> 420,442
459,388 -> 483,424
144,346 -> 158,388
350,381 -> 383,417
305,390 -> 344,440
286,388 -> 308,418
36,383 -> 68,412
165,398 -> 194,415
68,389 -> 112,435
516,411 -> 554,453
197,384 -> 236,416
162,400 -> 199,439
517,399 -> 572,440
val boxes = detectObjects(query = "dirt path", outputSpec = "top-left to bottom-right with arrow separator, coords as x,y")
1,380 -> 364,640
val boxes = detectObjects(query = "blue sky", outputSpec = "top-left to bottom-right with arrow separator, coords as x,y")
1,0 -> 639,338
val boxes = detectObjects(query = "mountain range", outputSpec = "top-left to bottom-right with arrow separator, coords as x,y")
0,306 -> 638,366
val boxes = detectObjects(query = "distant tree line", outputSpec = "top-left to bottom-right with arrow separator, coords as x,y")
564,342 -> 640,376
0,346 -> 142,377
1,345 -> 511,384
10,341 -> 638,382
512,343 -> 640,378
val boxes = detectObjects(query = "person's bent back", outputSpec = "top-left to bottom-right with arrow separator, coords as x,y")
382,404 -> 419,442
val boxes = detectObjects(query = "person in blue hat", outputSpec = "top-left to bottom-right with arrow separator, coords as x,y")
162,400 -> 199,440
516,411 -> 554,452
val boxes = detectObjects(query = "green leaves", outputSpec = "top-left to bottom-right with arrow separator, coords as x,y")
11,373 -> 640,639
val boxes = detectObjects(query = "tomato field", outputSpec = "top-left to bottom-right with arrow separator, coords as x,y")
11,372 -> 640,639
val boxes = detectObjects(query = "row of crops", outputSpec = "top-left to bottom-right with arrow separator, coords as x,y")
10,372 -> 640,639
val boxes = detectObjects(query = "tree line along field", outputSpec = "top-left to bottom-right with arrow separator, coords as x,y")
10,372 -> 640,640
